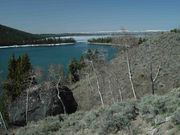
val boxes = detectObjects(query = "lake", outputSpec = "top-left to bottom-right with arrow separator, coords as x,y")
0,38 -> 117,80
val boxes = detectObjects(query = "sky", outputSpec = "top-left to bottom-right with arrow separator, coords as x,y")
0,0 -> 180,33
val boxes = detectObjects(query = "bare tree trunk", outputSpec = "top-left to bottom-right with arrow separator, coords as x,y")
56,78 -> 67,114
90,61 -> 104,107
114,74 -> 123,102
26,76 -> 32,124
106,70 -> 115,104
0,112 -> 7,130
108,78 -> 115,104
25,88 -> 29,124
85,73 -> 94,93
125,49 -> 137,100
150,63 -> 161,95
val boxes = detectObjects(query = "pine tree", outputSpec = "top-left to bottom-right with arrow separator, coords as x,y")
68,58 -> 81,82
4,53 -> 32,101
7,54 -> 17,80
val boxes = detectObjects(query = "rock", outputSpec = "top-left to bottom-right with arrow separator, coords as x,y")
8,84 -> 78,126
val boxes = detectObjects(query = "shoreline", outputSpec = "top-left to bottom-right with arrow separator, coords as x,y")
0,43 -> 75,49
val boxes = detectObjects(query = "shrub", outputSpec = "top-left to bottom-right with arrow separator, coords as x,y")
172,108 -> 180,125
138,88 -> 180,123
15,88 -> 180,135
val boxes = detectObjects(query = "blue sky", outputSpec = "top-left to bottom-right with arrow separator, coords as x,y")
0,0 -> 180,33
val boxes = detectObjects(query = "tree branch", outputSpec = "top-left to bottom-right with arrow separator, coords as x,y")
56,77 -> 67,114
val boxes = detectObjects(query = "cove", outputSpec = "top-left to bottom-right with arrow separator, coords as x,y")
0,42 -> 117,79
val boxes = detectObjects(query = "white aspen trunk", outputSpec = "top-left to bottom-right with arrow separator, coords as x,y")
150,63 -> 161,95
125,49 -> 137,100
153,65 -> 161,82
56,78 -> 67,114
114,74 -> 123,102
108,79 -> 115,104
0,112 -> 7,130
85,73 -> 94,93
90,61 -> 104,107
107,74 -> 115,104
25,88 -> 29,124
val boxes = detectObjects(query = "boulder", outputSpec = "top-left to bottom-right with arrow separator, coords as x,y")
8,84 -> 78,126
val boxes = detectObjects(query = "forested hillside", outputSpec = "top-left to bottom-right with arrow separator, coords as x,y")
0,24 -> 39,45
0,24 -> 76,46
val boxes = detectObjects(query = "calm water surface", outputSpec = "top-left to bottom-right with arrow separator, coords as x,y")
0,42 -> 117,79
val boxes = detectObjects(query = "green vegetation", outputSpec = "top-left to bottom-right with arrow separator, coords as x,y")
3,54 -> 32,101
68,49 -> 104,83
138,89 -> 180,125
35,37 -> 76,44
170,28 -> 180,33
88,36 -> 147,45
15,88 -> 180,135
0,24 -> 39,45
0,24 -> 76,45
68,58 -> 82,82
0,54 -> 32,125
88,37 -> 112,43
138,37 -> 147,45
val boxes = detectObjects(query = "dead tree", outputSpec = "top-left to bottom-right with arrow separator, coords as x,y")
84,73 -> 94,93
150,64 -> 161,95
112,30 -> 138,100
147,37 -> 173,95
48,64 -> 67,114
89,60 -> 104,107
105,67 -> 115,104
114,73 -> 123,102
125,48 -> 137,100
25,72 -> 34,124
25,88 -> 29,124
108,77 -> 115,104
56,77 -> 67,114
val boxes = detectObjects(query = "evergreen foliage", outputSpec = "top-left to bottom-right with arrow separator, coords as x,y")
138,37 -> 147,45
88,37 -> 112,43
3,54 -> 32,101
68,58 -> 82,82
0,24 -> 76,45
170,28 -> 180,33
68,49 -> 103,83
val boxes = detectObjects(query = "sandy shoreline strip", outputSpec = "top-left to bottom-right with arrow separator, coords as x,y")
0,43 -> 75,49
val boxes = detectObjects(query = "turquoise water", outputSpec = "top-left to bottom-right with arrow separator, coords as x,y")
0,42 -> 117,79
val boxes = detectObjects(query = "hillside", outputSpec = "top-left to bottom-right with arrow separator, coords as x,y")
12,87 -> 180,135
0,24 -> 76,46
0,32 -> 179,134
72,32 -> 180,110
0,24 -> 39,45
